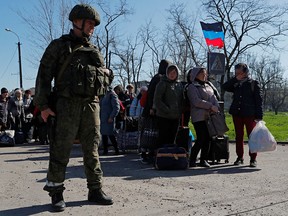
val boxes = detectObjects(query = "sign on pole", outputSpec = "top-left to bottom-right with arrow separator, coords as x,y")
208,52 -> 225,75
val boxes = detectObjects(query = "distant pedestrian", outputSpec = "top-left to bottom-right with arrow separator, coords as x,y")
0,87 -> 11,131
23,90 -> 34,142
129,86 -> 148,117
9,88 -> 25,132
100,86 -> 120,155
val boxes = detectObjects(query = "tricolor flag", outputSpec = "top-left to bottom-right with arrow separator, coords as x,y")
200,21 -> 224,49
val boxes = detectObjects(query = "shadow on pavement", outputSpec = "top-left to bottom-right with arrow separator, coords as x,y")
0,199 -> 114,216
98,153 -> 261,180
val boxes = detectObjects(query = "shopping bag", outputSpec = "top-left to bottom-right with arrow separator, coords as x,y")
248,121 -> 277,153
206,112 -> 229,137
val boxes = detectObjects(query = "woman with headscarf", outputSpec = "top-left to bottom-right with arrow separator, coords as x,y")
187,67 -> 220,167
153,64 -> 183,148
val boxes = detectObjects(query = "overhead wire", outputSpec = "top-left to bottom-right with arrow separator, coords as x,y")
1,46 -> 18,79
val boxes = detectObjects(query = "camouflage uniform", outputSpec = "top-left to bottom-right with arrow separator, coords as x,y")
34,29 -> 108,192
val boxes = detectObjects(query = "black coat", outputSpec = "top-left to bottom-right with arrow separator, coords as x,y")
222,77 -> 263,119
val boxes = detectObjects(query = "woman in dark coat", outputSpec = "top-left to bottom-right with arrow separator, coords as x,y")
222,63 -> 263,167
100,87 -> 120,155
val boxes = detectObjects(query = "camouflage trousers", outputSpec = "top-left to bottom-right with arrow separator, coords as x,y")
47,96 -> 103,191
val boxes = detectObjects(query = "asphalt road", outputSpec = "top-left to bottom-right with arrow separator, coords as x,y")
0,143 -> 287,216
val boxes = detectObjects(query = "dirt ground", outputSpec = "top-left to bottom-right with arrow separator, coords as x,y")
0,143 -> 288,216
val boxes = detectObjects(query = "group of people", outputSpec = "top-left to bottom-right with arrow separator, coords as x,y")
139,60 -> 263,169
30,3 -> 263,212
0,87 -> 48,145
99,83 -> 148,155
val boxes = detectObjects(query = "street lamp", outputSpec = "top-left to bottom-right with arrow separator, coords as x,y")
5,28 -> 23,89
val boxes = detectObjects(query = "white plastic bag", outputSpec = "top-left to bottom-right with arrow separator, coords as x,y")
248,121 -> 277,153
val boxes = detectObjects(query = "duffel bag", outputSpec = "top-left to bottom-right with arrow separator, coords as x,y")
155,146 -> 189,170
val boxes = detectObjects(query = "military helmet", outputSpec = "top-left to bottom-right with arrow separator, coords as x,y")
69,4 -> 100,26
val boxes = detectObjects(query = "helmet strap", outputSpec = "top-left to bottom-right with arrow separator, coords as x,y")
81,19 -> 90,39
72,19 -> 90,40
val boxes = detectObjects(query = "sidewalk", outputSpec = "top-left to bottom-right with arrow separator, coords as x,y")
0,143 -> 287,216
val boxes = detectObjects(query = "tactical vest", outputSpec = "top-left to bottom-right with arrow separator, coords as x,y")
57,45 -> 110,98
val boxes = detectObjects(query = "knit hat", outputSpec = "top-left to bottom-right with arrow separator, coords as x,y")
1,87 -> 8,94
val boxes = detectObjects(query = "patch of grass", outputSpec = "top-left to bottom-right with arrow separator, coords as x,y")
189,112 -> 288,142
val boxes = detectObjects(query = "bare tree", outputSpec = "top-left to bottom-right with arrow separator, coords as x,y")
203,0 -> 288,99
94,0 -> 133,67
249,56 -> 288,113
142,21 -> 169,78
266,80 -> 288,114
164,3 -> 207,81
112,29 -> 149,90
17,0 -> 73,49
17,0 -> 73,68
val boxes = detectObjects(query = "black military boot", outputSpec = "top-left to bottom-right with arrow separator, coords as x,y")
51,192 -> 65,212
44,185 -> 66,212
88,189 -> 113,205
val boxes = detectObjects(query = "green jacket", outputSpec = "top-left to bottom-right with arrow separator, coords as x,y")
153,68 -> 183,119
34,30 -> 106,111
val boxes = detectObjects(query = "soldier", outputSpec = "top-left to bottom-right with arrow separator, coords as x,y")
34,4 -> 114,212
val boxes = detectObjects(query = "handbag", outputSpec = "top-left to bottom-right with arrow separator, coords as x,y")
206,112 -> 229,137
248,121 -> 277,153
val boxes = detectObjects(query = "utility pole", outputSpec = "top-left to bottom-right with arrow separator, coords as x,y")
5,28 -> 23,89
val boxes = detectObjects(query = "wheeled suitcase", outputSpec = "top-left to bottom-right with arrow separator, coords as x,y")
175,115 -> 193,152
208,135 -> 229,164
175,126 -> 191,152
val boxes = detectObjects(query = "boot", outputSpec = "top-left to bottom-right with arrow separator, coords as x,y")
199,160 -> 211,168
51,192 -> 66,212
43,184 -> 66,212
88,189 -> 113,205
189,159 -> 197,167
114,146 -> 120,155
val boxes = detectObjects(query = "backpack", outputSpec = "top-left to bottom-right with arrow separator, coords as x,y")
69,46 -> 110,97
56,36 -> 112,98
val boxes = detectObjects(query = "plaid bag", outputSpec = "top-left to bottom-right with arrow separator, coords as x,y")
140,117 -> 158,149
